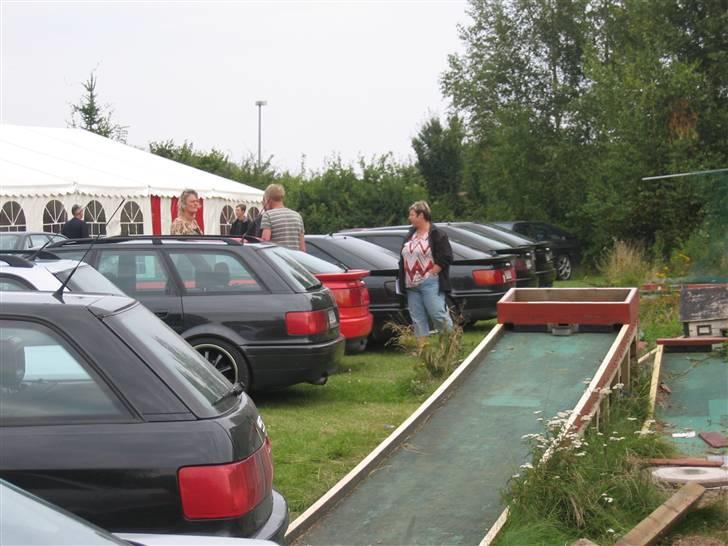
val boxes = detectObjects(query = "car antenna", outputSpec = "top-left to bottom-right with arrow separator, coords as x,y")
53,198 -> 126,302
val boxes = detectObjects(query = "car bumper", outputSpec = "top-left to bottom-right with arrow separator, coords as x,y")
515,274 -> 538,288
244,336 -> 345,389
450,289 -> 511,321
535,268 -> 555,287
250,489 -> 289,545
339,312 -> 374,340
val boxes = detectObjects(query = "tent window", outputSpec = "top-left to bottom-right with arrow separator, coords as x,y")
220,205 -> 235,235
248,206 -> 260,221
43,200 -> 68,234
84,200 -> 107,236
0,201 -> 27,232
120,202 -> 144,236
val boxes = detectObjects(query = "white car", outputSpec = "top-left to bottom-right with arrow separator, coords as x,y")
0,253 -> 123,295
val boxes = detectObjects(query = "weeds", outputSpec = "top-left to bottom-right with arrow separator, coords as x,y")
495,368 -> 676,545
387,321 -> 464,395
598,240 -> 656,287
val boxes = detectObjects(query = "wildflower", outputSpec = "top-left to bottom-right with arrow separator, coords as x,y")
553,475 -> 560,479
556,411 -> 571,418
575,452 -> 586,457
613,383 -> 624,390
536,417 -> 544,422
511,473 -> 520,479
520,463 -> 533,469
607,528 -> 615,534
533,410 -> 543,415
627,417 -> 638,421
581,415 -> 593,422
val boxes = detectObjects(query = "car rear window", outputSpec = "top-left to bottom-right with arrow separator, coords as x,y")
315,237 -> 399,270
449,241 -> 493,260
106,303 -> 235,416
441,226 -> 512,251
266,247 -> 343,274
54,265 -> 126,296
260,247 -> 322,291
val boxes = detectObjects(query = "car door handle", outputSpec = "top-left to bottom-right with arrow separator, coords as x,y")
155,311 -> 169,319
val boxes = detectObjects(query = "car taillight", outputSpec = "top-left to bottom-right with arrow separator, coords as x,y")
286,309 -> 329,335
472,266 -> 516,285
178,437 -> 273,520
332,280 -> 370,308
514,257 -> 533,272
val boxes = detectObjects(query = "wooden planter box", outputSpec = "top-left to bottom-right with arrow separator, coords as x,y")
497,287 -> 639,326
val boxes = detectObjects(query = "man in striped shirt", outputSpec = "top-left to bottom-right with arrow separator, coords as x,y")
260,183 -> 306,251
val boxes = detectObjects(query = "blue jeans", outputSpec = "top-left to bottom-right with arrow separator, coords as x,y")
406,276 -> 453,337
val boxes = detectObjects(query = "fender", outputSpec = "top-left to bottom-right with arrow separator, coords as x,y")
181,323 -> 250,348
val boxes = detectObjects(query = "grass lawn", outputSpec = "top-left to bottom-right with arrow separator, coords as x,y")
254,321 -> 494,519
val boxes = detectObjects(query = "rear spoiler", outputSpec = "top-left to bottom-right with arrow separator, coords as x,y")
315,269 -> 370,282
452,254 -> 516,267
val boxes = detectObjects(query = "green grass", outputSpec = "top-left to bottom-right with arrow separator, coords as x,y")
255,321 -> 494,518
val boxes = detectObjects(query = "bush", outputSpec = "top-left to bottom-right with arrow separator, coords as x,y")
597,241 -> 656,287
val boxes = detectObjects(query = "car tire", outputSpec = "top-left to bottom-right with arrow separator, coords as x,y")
555,254 -> 572,280
191,337 -> 251,390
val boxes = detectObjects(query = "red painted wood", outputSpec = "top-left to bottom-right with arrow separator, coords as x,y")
657,336 -> 726,346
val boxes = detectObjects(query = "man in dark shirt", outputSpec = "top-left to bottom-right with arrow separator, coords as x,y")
61,204 -> 90,239
229,204 -> 249,236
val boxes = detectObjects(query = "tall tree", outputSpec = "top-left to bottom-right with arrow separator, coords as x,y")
69,72 -> 128,142
411,116 -> 465,218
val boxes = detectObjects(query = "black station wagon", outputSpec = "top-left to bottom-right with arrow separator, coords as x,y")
0,291 -> 288,541
48,236 -> 344,391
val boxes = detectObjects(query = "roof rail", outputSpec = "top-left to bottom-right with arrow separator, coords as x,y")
48,235 -> 247,247
0,249 -> 62,261
0,254 -> 34,268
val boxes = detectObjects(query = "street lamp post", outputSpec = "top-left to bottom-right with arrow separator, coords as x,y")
255,100 -> 267,169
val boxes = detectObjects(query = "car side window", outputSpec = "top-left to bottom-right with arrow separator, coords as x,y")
0,320 -> 129,425
28,235 -> 50,249
168,251 -> 262,294
0,276 -> 33,291
97,250 -> 171,297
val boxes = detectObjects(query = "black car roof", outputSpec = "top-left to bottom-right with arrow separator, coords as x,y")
48,235 -> 277,250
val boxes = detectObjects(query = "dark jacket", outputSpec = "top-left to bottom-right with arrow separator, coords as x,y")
61,217 -> 89,239
397,225 -> 453,294
230,218 -> 249,236
246,214 -> 264,238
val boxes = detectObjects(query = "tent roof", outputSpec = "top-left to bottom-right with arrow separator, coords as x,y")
0,124 -> 263,202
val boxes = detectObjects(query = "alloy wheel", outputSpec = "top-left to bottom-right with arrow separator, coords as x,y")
194,343 -> 239,384
556,255 -> 572,280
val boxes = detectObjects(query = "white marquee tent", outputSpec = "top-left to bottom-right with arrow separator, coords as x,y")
0,124 -> 263,236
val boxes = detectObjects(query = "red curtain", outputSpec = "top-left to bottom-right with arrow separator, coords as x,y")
151,196 -> 162,235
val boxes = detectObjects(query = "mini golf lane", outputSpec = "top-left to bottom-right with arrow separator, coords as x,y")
293,330 -> 619,546
658,351 -> 728,456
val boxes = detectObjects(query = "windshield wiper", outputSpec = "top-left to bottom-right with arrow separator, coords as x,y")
213,381 -> 245,406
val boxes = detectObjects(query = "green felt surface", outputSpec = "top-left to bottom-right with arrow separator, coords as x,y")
294,331 -> 617,546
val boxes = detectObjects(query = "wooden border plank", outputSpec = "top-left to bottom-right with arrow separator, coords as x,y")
643,345 -> 665,434
285,323 -> 505,543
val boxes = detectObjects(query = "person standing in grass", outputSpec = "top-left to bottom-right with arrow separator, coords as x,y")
396,200 -> 453,339
260,184 -> 305,251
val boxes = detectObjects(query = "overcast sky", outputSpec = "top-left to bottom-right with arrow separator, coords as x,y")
1,1 -> 468,173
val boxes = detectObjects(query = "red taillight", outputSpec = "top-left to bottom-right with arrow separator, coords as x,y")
472,266 -> 516,286
286,309 -> 329,335
178,438 -> 273,520
332,280 -> 370,308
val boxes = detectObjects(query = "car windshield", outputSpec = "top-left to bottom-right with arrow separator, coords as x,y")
268,247 -> 343,274
0,234 -> 21,250
53,264 -> 126,296
260,247 -> 323,291
0,481 -> 126,545
106,303 -> 234,416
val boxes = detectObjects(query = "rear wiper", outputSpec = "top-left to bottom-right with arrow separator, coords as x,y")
213,382 -> 245,406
